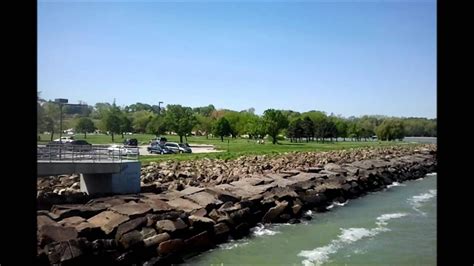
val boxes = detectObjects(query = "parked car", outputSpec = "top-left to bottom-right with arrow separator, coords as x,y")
147,144 -> 175,154
65,140 -> 92,151
46,139 -> 92,151
54,136 -> 74,143
123,138 -> 138,146
107,144 -> 139,156
164,142 -> 192,153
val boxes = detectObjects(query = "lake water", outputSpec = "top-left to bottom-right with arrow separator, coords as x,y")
189,173 -> 437,266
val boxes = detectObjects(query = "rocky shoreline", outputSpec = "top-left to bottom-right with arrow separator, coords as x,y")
36,144 -> 436,265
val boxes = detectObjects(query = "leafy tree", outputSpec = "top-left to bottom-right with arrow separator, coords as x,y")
223,111 -> 241,138
263,109 -> 289,144
334,118 -> 348,141
245,116 -> 266,139
147,115 -> 167,136
287,118 -> 304,142
375,119 -> 405,141
91,102 -> 112,119
194,114 -> 214,138
214,117 -> 232,142
132,110 -> 154,133
120,115 -> 133,138
75,117 -> 96,138
124,102 -> 154,113
102,104 -> 122,142
301,116 -> 315,142
347,122 -> 362,141
40,102 -> 61,141
193,105 -> 216,117
164,105 -> 197,143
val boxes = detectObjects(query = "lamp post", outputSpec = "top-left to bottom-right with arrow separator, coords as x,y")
158,101 -> 163,115
54,98 -> 68,143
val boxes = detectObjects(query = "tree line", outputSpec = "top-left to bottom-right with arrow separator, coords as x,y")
37,97 -> 436,143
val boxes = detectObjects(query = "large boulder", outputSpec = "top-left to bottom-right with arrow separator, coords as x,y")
156,218 -> 188,233
184,191 -> 223,210
118,230 -> 143,249
45,238 -> 89,264
87,211 -> 130,235
262,201 -> 288,223
140,198 -> 174,213
143,232 -> 171,248
38,225 -> 78,247
109,201 -> 152,218
188,215 -> 215,231
205,187 -> 241,203
115,217 -> 148,241
184,231 -> 213,252
158,239 -> 185,255
58,216 -> 86,227
166,198 -> 203,213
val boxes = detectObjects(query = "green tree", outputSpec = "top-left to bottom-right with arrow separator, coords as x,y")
147,115 -> 167,136
245,116 -> 265,139
301,116 -> 315,142
41,102 -> 61,141
132,110 -> 154,133
102,104 -> 122,142
193,104 -> 216,117
195,114 -> 214,138
287,118 -> 304,142
375,119 -> 405,141
214,117 -> 232,142
334,118 -> 348,141
164,105 -> 197,143
75,117 -> 96,138
263,109 -> 289,144
120,115 -> 133,138
91,102 -> 112,119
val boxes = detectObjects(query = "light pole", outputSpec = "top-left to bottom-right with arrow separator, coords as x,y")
54,98 -> 68,143
158,101 -> 163,115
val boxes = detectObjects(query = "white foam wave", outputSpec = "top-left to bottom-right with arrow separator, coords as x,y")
250,224 -> 279,237
219,239 -> 249,250
334,200 -> 349,206
298,212 -> 407,266
305,210 -> 313,216
326,200 -> 349,210
426,172 -> 437,176
408,190 -> 437,215
376,213 -> 408,227
387,182 -> 406,188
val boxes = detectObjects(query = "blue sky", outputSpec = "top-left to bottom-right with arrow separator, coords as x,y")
38,1 -> 436,118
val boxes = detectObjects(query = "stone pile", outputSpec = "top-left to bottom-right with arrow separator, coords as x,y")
37,147 -> 436,265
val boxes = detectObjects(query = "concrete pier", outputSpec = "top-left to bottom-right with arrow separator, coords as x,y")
37,160 -> 141,195
80,161 -> 141,195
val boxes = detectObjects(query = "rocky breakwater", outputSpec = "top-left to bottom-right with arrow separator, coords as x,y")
37,145 -> 434,209
36,146 -> 436,265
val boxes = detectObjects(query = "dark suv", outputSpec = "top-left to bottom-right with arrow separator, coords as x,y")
65,140 -> 92,151
147,143 -> 175,154
124,138 -> 138,146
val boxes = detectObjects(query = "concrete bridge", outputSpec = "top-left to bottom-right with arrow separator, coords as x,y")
37,145 -> 141,195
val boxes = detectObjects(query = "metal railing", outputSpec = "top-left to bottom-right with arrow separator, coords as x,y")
37,144 -> 139,162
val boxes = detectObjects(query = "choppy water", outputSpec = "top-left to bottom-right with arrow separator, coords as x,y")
189,173 -> 437,266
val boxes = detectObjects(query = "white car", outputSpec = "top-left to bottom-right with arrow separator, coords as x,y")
54,136 -> 74,143
107,145 -> 139,156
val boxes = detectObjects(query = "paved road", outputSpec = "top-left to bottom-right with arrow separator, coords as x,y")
138,144 -> 223,156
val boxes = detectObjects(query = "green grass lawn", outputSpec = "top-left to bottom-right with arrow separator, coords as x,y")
37,133 -> 413,165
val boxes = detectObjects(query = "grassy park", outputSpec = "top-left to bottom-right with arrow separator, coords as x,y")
37,133 -> 411,165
